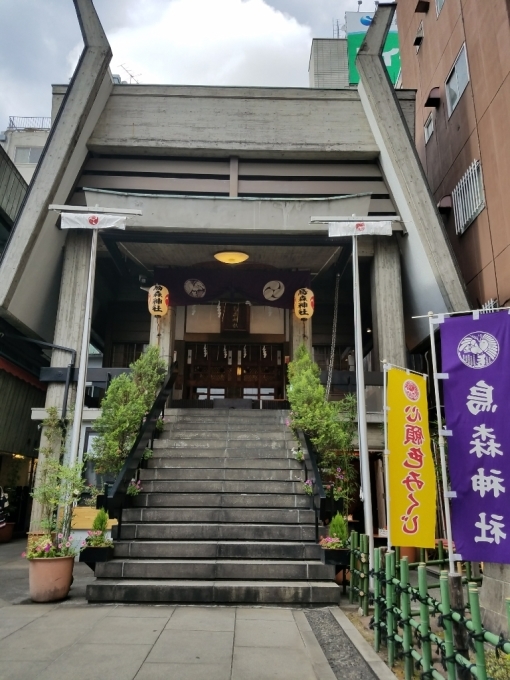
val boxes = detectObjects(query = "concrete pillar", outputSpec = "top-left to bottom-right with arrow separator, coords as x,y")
290,314 -> 312,359
149,307 -> 176,368
370,235 -> 406,368
30,230 -> 93,533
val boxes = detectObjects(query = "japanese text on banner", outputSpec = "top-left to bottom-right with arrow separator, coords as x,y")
441,312 -> 510,563
387,367 -> 436,548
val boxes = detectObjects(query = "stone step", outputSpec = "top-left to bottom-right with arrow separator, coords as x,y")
153,440 -> 290,450
138,480 -> 304,494
132,493 -> 310,509
165,423 -> 292,433
147,442 -> 294,460
121,507 -> 315,524
140,468 -> 304,482
157,431 -> 290,441
113,540 -> 322,561
86,580 -> 339,605
115,523 -> 316,542
145,456 -> 301,470
95,559 -> 334,581
168,409 -> 286,417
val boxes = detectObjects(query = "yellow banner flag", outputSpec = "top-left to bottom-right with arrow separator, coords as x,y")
387,367 -> 436,548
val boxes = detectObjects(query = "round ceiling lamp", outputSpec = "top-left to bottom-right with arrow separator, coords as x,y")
214,251 -> 249,265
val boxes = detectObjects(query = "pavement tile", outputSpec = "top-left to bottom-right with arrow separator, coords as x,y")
234,619 -> 306,649
38,643 -> 152,680
82,616 -> 167,645
164,606 -> 235,631
231,646 -> 318,680
146,629 -> 234,664
236,607 -> 296,621
23,606 -> 110,630
0,624 -> 84,661
135,662 -> 232,680
106,605 -> 175,618
0,661 -> 53,679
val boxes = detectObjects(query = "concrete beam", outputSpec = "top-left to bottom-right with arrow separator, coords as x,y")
84,190 -> 372,235
0,0 -> 113,339
87,86 -> 380,159
356,3 -> 470,345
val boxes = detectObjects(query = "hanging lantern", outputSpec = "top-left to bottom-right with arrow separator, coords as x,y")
294,288 -> 314,320
148,284 -> 170,318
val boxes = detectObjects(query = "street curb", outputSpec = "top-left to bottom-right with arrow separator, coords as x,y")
329,607 -> 398,680
293,610 -> 337,680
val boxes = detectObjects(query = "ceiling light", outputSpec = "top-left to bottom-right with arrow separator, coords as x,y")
214,251 -> 249,265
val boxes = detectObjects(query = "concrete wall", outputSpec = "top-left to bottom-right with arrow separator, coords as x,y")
0,128 -> 50,183
86,85 -> 379,159
309,39 -> 351,89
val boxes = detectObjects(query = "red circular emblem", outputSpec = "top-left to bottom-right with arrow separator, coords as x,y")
403,379 -> 420,402
88,215 -> 99,225
355,222 -> 366,232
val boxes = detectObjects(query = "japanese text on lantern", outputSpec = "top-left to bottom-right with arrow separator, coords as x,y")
466,381 -> 507,546
386,368 -> 436,549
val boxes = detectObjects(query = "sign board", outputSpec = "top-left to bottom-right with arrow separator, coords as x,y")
440,311 -> 510,563
346,12 -> 400,85
387,367 -> 436,548
61,213 -> 126,230
328,221 -> 392,237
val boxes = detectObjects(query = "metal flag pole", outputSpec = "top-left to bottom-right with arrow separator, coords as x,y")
428,312 -> 455,574
352,234 -> 374,570
382,362 -> 391,550
68,228 -> 98,467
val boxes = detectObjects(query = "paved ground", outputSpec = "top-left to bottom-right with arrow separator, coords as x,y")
0,539 -> 394,680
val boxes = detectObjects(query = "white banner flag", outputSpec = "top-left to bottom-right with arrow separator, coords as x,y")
61,213 -> 126,230
328,221 -> 393,237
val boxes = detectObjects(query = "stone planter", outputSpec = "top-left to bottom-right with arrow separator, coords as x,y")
0,522 -> 15,543
79,546 -> 114,571
320,548 -> 351,566
28,556 -> 74,603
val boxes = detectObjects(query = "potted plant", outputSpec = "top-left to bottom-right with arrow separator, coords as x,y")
79,508 -> 114,570
23,407 -> 86,603
319,513 -> 351,566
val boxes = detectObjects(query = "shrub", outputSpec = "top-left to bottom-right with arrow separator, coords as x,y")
89,346 -> 166,475
287,345 -> 357,517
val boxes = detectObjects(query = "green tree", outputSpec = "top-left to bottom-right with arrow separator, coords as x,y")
89,346 -> 167,475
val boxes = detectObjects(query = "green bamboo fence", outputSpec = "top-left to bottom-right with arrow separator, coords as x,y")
348,533 -> 510,679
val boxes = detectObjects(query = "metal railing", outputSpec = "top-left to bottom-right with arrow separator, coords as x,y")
106,363 -> 178,534
8,116 -> 52,130
297,429 -> 326,541
350,532 -> 510,680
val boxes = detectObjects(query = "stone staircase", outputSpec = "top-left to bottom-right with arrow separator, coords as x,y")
86,408 -> 339,604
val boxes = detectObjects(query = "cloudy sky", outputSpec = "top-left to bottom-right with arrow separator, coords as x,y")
0,0 -> 376,131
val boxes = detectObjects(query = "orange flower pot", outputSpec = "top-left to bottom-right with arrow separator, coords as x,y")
28,556 -> 74,603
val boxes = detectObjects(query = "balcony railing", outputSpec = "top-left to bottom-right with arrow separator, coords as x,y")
8,116 -> 52,130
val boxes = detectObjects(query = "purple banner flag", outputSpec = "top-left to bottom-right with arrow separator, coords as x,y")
441,311 -> 510,563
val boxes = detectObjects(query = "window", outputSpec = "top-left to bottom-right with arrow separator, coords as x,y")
435,0 -> 445,15
452,160 -> 485,235
14,146 -> 43,164
424,114 -> 434,143
414,22 -> 424,51
445,44 -> 469,115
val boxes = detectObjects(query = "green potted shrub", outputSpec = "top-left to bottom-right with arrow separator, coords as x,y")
79,508 -> 114,570
23,407 -> 86,603
319,513 -> 350,566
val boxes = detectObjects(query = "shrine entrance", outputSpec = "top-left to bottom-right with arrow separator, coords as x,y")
184,342 -> 285,401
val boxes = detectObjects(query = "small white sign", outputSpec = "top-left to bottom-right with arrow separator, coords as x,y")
328,221 -> 393,237
61,213 -> 127,230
